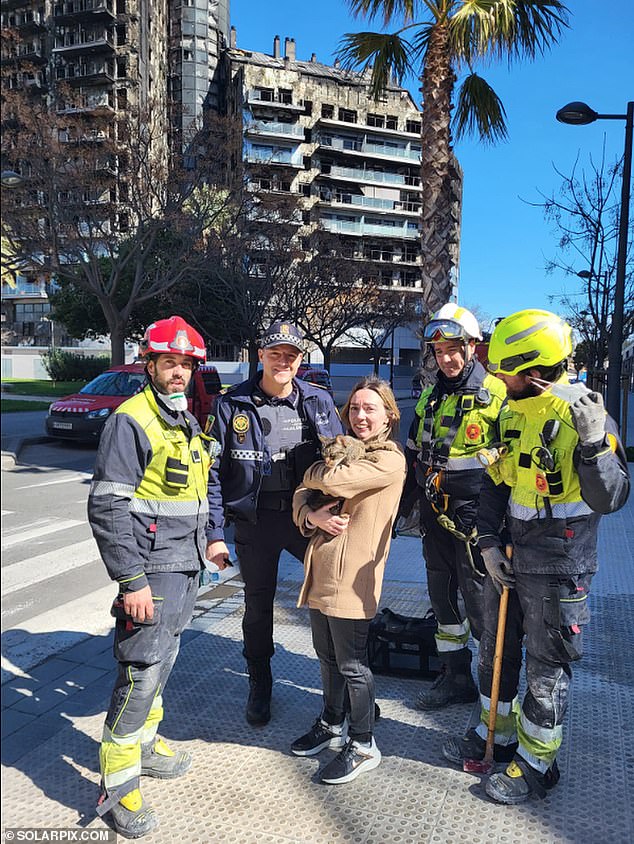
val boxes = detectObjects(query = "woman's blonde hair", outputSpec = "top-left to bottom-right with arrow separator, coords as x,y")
340,375 -> 400,439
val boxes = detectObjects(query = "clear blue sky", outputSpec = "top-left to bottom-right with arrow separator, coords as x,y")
231,0 -> 633,332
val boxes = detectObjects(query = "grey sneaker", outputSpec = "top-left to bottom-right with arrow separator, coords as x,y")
320,738 -> 381,784
291,718 -> 347,756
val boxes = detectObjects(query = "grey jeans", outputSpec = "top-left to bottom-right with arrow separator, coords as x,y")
309,609 -> 374,742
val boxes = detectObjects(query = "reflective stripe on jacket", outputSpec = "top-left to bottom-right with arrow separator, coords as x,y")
481,376 -> 630,575
206,376 -> 344,541
88,385 -> 210,590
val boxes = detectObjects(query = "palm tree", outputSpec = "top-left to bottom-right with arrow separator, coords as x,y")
338,1 -> 569,311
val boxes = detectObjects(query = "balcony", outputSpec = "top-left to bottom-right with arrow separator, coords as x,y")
318,135 -> 420,163
2,45 -> 47,64
319,192 -> 420,215
321,218 -> 419,240
1,280 -> 49,299
245,120 -> 305,140
54,1 -> 116,24
3,10 -> 46,31
319,164 -> 420,189
53,30 -> 115,57
246,90 -> 304,113
56,92 -> 115,115
55,62 -> 115,85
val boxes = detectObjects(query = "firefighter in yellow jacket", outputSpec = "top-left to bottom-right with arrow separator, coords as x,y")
443,309 -> 630,803
402,304 -> 506,709
88,316 -> 211,838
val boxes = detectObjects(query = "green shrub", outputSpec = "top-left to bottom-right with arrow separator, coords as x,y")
42,349 -> 110,383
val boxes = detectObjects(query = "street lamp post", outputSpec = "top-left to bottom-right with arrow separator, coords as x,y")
556,100 -> 633,426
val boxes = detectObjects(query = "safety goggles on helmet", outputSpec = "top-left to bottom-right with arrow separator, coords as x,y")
423,319 -> 467,343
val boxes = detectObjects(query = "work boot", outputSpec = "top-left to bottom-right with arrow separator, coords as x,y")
141,736 -> 192,779
442,727 -> 517,766
98,785 -> 158,839
246,658 -> 273,726
486,756 -> 560,805
416,649 -> 478,710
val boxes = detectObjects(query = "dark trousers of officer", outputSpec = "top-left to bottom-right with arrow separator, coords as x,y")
421,495 -> 485,643
310,610 -> 374,743
105,570 -> 199,739
234,507 -> 309,662
478,571 -> 593,765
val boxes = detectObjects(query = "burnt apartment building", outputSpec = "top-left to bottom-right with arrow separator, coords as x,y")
223,32 -> 462,364
1,0 -> 229,346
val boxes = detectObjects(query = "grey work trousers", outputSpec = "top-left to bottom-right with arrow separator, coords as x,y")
309,609 -> 374,743
105,570 -> 199,737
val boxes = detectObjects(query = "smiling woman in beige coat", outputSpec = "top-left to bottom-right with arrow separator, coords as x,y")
291,376 -> 406,785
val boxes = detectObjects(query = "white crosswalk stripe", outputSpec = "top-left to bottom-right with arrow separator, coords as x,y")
2,518 -> 85,549
2,538 -> 100,596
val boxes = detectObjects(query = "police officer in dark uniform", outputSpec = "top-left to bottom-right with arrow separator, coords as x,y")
206,321 -> 343,725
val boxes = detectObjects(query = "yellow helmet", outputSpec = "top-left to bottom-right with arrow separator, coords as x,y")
488,309 -> 572,375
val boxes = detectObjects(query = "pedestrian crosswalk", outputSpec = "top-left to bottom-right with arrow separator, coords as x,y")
2,518 -> 86,550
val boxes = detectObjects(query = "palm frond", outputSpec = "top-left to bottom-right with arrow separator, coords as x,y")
410,22 -> 436,64
453,72 -> 508,142
449,0 -> 569,65
347,0 -> 419,26
337,32 -> 415,100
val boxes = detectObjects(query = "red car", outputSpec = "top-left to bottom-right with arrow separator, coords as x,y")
45,363 -> 222,442
297,363 -> 334,397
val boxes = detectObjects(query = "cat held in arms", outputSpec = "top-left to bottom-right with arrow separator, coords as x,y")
307,434 -> 381,514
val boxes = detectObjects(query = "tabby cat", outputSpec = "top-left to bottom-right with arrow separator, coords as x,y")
307,434 -> 381,514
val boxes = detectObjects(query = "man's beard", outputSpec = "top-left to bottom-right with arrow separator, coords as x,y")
508,381 -> 541,401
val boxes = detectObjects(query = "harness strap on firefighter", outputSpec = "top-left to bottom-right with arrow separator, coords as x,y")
435,513 -> 485,578
420,388 -> 477,470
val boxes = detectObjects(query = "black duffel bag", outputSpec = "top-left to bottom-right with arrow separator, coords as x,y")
368,607 -> 441,679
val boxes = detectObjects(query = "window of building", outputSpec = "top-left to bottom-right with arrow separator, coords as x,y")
301,183 -> 311,197
301,210 -> 311,224
406,119 -> 421,134
367,113 -> 384,128
385,115 -> 398,130
256,87 -> 274,102
304,100 -> 313,116
278,88 -> 292,104
339,108 -> 357,124
303,155 -> 312,170
321,103 -> 334,119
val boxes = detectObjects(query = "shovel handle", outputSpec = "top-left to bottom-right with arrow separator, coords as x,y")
484,546 -> 512,763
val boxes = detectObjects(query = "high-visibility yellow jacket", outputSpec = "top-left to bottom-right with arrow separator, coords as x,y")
88,385 -> 210,591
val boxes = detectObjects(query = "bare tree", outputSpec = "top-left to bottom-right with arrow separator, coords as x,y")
1,83 -> 242,363
529,149 -> 633,388
171,183 -> 307,377
286,232 -> 377,370
344,289 -> 421,374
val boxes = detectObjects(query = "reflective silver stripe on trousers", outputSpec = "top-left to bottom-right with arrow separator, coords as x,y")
509,499 -> 594,520
129,498 -> 209,516
90,481 -> 136,498
229,449 -> 263,461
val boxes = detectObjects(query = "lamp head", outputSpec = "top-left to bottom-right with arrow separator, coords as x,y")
556,102 -> 598,125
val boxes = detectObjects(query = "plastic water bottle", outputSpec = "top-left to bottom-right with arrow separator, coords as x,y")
199,568 -> 220,587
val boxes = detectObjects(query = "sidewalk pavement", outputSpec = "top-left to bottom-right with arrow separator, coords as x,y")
2,484 -> 633,842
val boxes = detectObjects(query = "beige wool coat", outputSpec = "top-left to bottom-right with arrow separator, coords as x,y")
292,439 -> 406,620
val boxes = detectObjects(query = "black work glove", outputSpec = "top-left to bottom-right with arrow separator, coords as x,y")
481,546 -> 515,594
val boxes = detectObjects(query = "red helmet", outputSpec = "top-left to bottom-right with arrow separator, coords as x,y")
140,316 -> 206,363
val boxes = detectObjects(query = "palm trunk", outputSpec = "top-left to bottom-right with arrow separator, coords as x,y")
419,22 -> 461,315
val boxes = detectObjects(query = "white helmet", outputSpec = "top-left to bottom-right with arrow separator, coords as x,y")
423,303 -> 482,343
